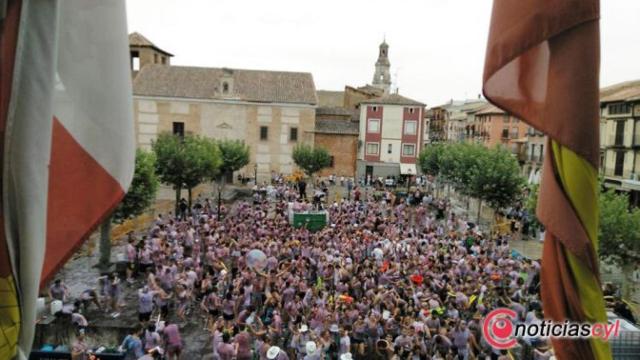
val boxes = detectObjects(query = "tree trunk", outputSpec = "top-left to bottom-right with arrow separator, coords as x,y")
99,216 -> 112,270
477,200 -> 482,225
175,185 -> 181,217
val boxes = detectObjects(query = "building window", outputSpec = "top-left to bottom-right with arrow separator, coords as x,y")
615,120 -> 625,146
614,151 -> 625,176
367,119 -> 380,133
502,127 -> 509,139
260,126 -> 268,140
161,56 -> 167,65
366,143 -> 379,155
609,103 -> 631,115
154,53 -> 159,64
387,144 -> 392,154
371,106 -> 378,112
402,144 -> 416,156
173,122 -> 184,137
529,144 -> 535,161
409,108 -> 415,114
503,115 -> 509,123
330,156 -> 335,167
222,82 -> 229,94
131,51 -> 140,71
510,127 -> 519,139
404,121 -> 417,135
290,127 -> 298,142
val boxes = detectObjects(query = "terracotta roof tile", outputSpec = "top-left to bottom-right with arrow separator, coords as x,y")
133,65 -> 317,105
600,80 -> 640,103
129,32 -> 173,56
360,93 -> 425,106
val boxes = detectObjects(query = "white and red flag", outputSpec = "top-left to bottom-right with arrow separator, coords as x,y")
0,0 -> 134,358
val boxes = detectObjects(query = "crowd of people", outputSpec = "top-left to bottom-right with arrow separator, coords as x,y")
57,180 -> 559,360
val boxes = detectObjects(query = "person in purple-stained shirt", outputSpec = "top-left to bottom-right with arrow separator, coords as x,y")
90,184 -> 541,359
162,321 -> 183,359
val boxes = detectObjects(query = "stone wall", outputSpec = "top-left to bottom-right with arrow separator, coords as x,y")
133,97 -> 315,183
315,133 -> 357,177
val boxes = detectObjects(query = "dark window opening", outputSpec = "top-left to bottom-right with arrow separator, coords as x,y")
222,82 -> 229,94
609,103 -> 631,115
260,126 -> 268,140
290,127 -> 298,142
173,122 -> 185,137
615,120 -> 625,146
615,151 -> 625,176
330,156 -> 335,168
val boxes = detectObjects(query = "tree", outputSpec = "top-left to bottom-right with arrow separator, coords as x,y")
292,144 -> 332,180
182,136 -> 222,209
467,146 -> 524,223
99,149 -> 159,269
418,143 -> 446,196
449,143 -> 485,203
153,133 -> 221,215
214,139 -> 250,219
218,139 -> 251,178
599,189 -> 640,269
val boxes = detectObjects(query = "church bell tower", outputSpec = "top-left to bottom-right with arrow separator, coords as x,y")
372,40 -> 391,94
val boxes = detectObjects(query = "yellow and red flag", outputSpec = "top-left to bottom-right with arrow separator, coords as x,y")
0,0 -> 134,358
483,0 -> 610,359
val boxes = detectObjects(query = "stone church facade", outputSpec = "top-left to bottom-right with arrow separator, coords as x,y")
129,33 -> 317,182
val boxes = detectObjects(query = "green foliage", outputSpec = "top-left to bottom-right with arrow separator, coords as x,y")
182,136 -> 222,189
112,149 -> 159,222
448,143 -> 485,196
152,133 -> 222,190
292,144 -> 332,177
470,146 -> 524,209
217,139 -> 250,177
419,142 -> 524,210
599,189 -> 640,267
418,143 -> 445,177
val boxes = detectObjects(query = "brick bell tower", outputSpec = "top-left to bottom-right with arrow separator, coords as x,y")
372,40 -> 391,94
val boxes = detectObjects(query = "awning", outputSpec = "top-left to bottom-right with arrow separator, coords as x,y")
400,163 -> 417,175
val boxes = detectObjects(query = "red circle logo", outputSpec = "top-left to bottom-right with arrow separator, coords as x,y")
483,308 -> 517,349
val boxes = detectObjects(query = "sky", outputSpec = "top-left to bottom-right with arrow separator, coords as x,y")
126,0 -> 640,107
